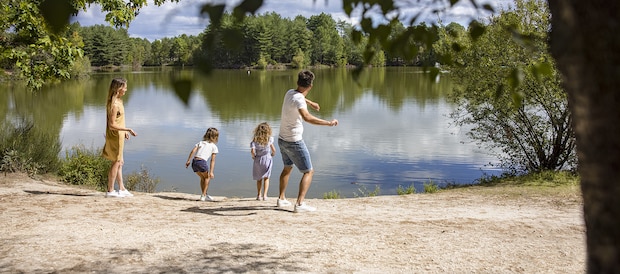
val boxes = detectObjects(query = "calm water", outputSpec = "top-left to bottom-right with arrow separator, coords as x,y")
2,67 -> 500,198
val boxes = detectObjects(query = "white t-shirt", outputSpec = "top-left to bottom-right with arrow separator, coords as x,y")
194,141 -> 218,161
278,89 -> 307,142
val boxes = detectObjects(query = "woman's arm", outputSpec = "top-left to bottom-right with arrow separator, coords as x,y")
107,104 -> 137,137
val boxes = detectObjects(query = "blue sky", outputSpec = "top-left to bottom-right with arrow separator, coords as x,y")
73,0 -> 513,41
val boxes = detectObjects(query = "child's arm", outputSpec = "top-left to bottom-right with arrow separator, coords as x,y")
185,146 -> 197,168
270,143 -> 276,157
251,147 -> 256,159
209,153 -> 216,178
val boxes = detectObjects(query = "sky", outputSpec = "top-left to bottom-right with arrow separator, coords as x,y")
72,0 -> 514,41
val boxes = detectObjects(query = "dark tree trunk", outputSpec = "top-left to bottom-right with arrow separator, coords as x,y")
547,0 -> 620,272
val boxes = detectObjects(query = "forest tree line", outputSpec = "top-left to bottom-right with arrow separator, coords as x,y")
73,12 -> 441,70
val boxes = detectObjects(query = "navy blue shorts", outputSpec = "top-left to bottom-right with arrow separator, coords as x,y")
191,159 -> 209,173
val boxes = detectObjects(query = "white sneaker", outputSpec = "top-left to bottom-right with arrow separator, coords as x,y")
119,189 -> 133,197
294,203 -> 316,213
106,191 -> 121,198
277,199 -> 292,207
205,195 -> 214,202
199,195 -> 206,201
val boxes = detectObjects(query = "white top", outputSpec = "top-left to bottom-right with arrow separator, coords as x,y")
194,141 -> 218,161
278,89 -> 307,142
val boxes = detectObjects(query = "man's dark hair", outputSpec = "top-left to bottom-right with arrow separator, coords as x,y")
297,70 -> 314,88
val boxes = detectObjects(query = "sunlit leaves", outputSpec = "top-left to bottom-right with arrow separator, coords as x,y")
2,0 -> 179,89
530,60 -> 553,80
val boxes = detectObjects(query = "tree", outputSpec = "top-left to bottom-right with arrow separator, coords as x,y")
1,0 -> 179,88
1,0 -> 83,88
307,13 -> 344,66
446,0 -> 576,173
546,0 -> 620,271
79,24 -> 129,66
126,37 -> 150,68
285,15 -> 313,65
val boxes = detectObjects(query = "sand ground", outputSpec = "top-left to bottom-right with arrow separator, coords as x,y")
0,173 -> 585,273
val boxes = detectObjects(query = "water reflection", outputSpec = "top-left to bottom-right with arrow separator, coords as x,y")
1,67 -> 500,198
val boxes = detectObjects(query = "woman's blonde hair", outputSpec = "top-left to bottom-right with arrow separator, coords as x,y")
106,78 -> 127,114
252,122 -> 272,146
203,127 -> 219,143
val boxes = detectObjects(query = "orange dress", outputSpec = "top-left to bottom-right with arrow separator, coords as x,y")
102,100 -> 125,162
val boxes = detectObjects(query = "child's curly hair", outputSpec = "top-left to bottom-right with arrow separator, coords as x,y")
252,122 -> 272,146
203,127 -> 219,143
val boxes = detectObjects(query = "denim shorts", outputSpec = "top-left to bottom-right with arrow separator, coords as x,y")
191,158 -> 209,173
278,138 -> 313,173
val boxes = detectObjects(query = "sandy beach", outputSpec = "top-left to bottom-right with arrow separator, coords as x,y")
0,173 -> 585,273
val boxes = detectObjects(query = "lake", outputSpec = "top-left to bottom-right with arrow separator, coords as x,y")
1,67 -> 501,198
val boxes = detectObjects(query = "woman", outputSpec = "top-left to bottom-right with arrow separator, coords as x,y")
102,78 -> 137,198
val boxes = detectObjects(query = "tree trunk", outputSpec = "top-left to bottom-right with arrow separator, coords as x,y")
547,0 -> 620,272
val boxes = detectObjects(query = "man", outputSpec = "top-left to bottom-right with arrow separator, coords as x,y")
277,70 -> 339,213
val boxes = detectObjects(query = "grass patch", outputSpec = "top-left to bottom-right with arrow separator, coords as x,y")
323,190 -> 342,199
478,170 -> 579,187
446,171 -> 581,202
423,180 -> 439,193
396,184 -> 416,195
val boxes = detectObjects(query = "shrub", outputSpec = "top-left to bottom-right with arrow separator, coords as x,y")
58,145 -> 110,191
323,190 -> 342,199
125,165 -> 160,193
397,184 -> 417,195
423,181 -> 439,193
0,120 -> 61,176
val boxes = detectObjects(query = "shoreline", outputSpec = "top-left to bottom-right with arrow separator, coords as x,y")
1,172 -> 585,273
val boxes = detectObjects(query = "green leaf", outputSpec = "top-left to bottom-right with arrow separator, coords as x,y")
428,67 -> 440,83
534,61 -> 553,77
39,0 -> 76,34
508,67 -> 524,89
233,0 -> 264,21
352,29 -> 362,44
200,4 -> 226,27
343,0 -> 354,16
482,4 -> 494,13
451,42 -> 462,52
222,29 -> 244,50
171,78 -> 192,106
468,20 -> 485,41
